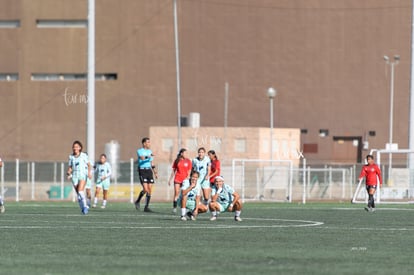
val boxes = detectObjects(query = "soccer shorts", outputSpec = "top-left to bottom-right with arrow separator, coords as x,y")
96,178 -> 110,191
138,168 -> 155,184
199,178 -> 211,189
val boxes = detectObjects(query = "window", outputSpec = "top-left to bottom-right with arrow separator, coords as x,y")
0,20 -> 20,28
185,138 -> 198,152
162,139 -> 174,152
36,20 -> 87,28
210,137 -> 221,153
234,138 -> 246,153
31,73 -> 117,81
0,73 -> 18,81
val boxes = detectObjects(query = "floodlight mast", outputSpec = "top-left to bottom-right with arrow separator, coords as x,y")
87,0 -> 95,162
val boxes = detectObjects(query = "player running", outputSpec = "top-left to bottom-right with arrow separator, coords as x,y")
209,176 -> 243,221
93,154 -> 112,209
192,147 -> 211,206
177,171 -> 208,221
67,140 -> 92,215
168,148 -> 192,213
358,154 -> 382,212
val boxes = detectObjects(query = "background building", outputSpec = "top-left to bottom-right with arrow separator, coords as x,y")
0,0 -> 412,164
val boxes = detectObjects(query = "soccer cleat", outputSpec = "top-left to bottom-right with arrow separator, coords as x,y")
144,207 -> 153,213
172,208 -> 177,214
190,215 -> 196,221
364,207 -> 370,212
370,208 -> 376,212
135,202 -> 140,210
210,215 -> 217,221
180,216 -> 187,221
234,216 -> 242,222
0,205 -> 5,214
92,204 -> 97,208
101,205 -> 106,209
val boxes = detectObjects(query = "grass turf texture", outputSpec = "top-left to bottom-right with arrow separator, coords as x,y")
0,202 -> 413,275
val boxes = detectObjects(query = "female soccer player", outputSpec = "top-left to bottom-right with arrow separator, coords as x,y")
93,154 -> 112,209
177,171 -> 208,221
208,150 -> 221,186
358,154 -> 382,212
209,176 -> 243,221
192,147 -> 211,205
67,140 -> 92,214
168,148 -> 192,213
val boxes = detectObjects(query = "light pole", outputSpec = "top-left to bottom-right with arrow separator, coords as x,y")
267,87 -> 277,161
384,55 -> 399,183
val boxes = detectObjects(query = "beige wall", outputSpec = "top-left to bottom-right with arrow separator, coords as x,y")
150,126 -> 301,165
0,0 -> 412,164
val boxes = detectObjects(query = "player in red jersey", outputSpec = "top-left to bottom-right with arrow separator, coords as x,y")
208,150 -> 221,186
168,148 -> 192,213
358,154 -> 382,212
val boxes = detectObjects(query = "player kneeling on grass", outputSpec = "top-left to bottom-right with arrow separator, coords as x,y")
178,171 -> 207,221
209,176 -> 242,222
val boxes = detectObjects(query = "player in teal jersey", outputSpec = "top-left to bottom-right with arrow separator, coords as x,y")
0,156 -> 4,213
192,147 -> 211,205
67,140 -> 92,214
178,171 -> 207,221
135,137 -> 158,212
209,176 -> 243,221
93,154 -> 112,209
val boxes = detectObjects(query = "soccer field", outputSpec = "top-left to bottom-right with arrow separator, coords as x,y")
0,202 -> 413,275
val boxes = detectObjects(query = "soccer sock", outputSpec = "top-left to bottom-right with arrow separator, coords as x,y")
212,211 -> 217,217
368,194 -> 373,207
78,191 -> 87,208
173,200 -> 177,208
181,208 -> 186,216
0,196 -> 3,205
136,190 -> 145,203
145,194 -> 151,208
102,200 -> 107,206
235,210 -> 241,217
94,197 -> 98,205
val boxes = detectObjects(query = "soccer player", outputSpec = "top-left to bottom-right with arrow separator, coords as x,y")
208,150 -> 221,186
192,147 -> 211,205
358,154 -> 382,212
84,153 -> 94,208
67,140 -> 92,214
135,137 -> 158,212
209,176 -> 243,221
168,148 -> 192,213
0,155 -> 4,213
177,171 -> 208,221
93,154 -> 112,209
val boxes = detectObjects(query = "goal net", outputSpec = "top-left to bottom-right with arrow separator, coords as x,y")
352,149 -> 414,204
230,159 -> 294,202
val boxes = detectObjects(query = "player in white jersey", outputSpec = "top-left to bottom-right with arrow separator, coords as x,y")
67,140 -> 92,214
177,171 -> 207,221
192,147 -> 211,205
84,154 -> 94,208
93,154 -> 112,209
0,156 -> 4,213
209,176 -> 243,221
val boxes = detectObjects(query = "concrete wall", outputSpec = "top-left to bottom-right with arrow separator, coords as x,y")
0,0 -> 412,164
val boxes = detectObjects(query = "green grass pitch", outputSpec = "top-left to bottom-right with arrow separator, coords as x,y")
0,202 -> 413,275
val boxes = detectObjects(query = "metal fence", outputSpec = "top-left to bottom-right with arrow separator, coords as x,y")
0,158 -> 365,203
